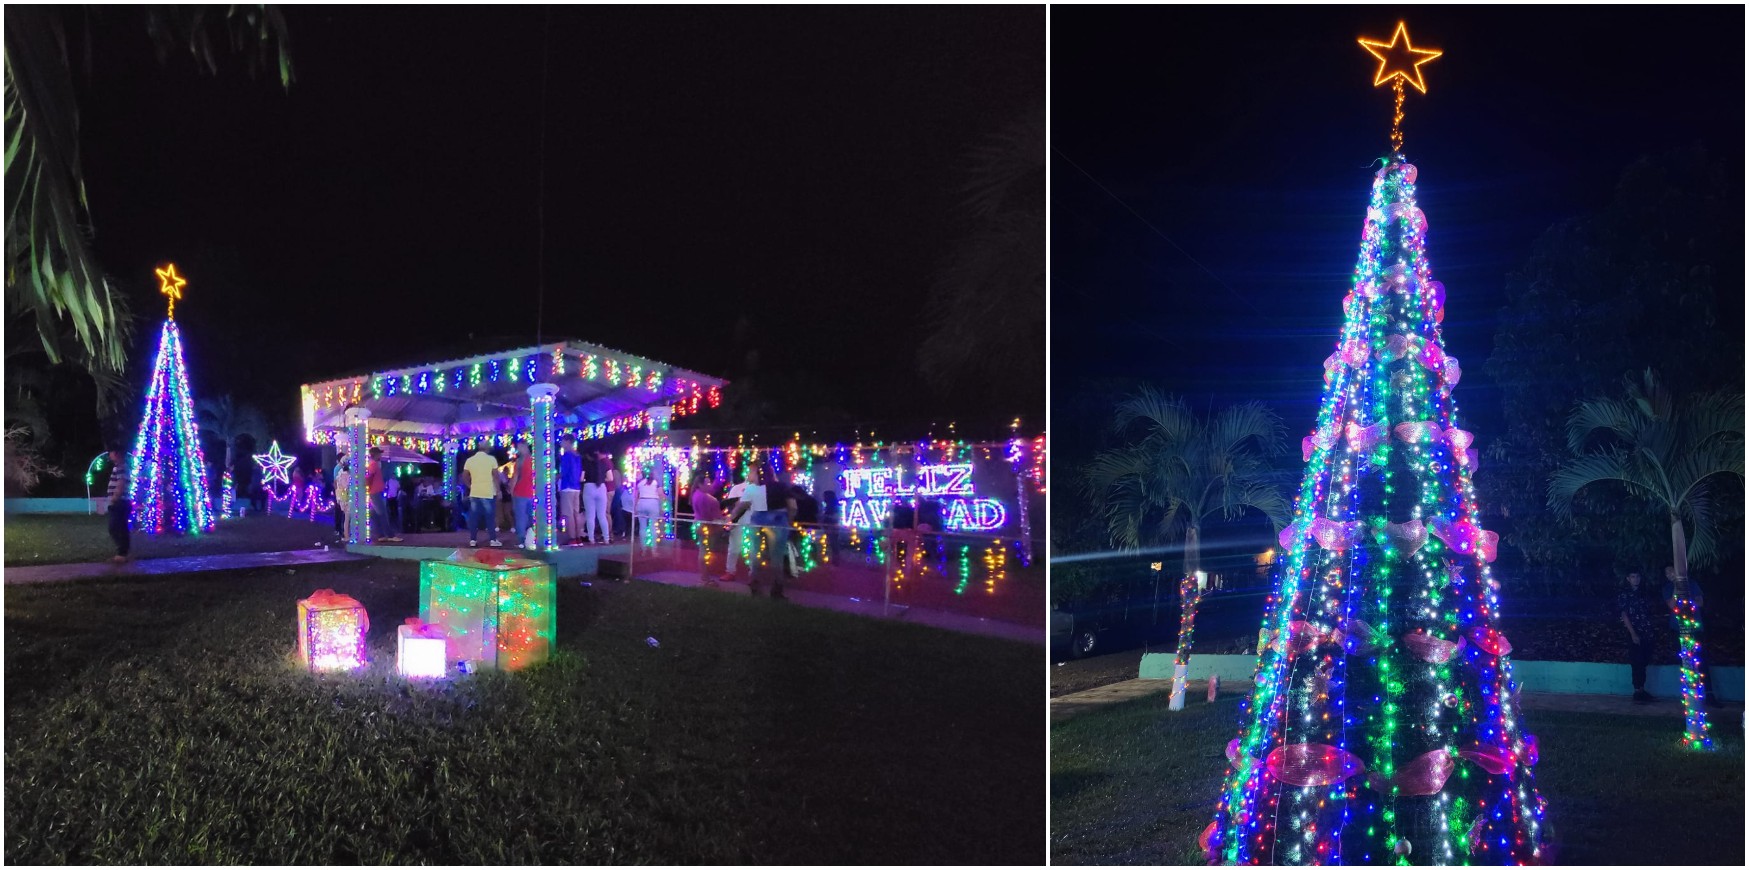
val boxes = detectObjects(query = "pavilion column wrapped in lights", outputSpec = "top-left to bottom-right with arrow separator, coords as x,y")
345,407 -> 372,545
528,383 -> 560,550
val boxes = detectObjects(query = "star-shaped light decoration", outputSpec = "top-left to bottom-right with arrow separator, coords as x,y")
156,263 -> 188,318
253,440 -> 297,486
1358,21 -> 1442,94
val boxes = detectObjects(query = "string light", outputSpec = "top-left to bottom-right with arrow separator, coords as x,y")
1205,151 -> 1549,863
127,272 -> 216,536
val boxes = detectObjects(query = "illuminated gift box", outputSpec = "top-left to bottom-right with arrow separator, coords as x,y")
397,617 -> 450,678
296,588 -> 368,672
418,550 -> 556,671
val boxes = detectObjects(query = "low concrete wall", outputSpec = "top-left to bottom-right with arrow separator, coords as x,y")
4,497 -> 103,515
1139,652 -> 1745,702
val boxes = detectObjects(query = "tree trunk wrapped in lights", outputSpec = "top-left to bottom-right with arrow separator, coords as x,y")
1204,153 -> 1552,864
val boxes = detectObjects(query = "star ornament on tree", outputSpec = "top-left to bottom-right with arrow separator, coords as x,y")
1359,21 -> 1442,93
254,440 -> 297,486
156,263 -> 187,318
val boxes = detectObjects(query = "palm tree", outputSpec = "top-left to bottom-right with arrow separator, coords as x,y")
196,394 -> 269,485
1548,369 -> 1743,584
4,6 -> 292,379
1083,388 -> 1291,579
917,105 -> 1045,417
1549,369 -> 1741,749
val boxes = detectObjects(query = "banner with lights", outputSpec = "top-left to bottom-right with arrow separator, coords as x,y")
628,435 -> 1046,543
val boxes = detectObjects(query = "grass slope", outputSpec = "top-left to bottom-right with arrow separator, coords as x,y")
6,561 -> 1045,864
1051,692 -> 1743,865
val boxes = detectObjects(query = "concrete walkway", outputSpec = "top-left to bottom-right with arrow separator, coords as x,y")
636,569 -> 1044,645
3,548 -> 366,585
1051,677 -> 1746,723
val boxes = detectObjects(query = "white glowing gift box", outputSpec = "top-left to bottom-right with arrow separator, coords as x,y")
397,618 -> 450,678
418,549 -> 556,671
296,588 -> 368,672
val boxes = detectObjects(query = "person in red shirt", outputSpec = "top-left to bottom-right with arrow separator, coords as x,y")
511,439 -> 537,548
366,447 -> 402,541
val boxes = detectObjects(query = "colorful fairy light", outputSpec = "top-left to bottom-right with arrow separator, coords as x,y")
1672,597 -> 1716,750
253,440 -> 297,486
1203,45 -> 1550,860
295,589 -> 368,673
418,552 -> 556,671
127,266 -> 216,535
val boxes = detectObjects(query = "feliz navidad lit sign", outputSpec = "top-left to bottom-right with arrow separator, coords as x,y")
837,463 -> 1008,532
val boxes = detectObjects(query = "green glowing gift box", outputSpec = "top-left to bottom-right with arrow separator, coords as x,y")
418,549 -> 556,671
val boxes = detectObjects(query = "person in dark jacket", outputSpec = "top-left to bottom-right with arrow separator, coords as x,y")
1616,571 -> 1655,703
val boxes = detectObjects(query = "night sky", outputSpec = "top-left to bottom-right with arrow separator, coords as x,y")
1051,5 -> 1745,537
69,5 -> 1043,445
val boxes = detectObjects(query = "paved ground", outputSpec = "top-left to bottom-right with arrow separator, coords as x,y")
3,548 -> 366,585
1050,677 -> 1747,722
638,569 -> 1044,645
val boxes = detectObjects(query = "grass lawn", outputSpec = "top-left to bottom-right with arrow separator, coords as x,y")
3,513 -> 339,567
1051,692 -> 1744,865
5,560 -> 1045,864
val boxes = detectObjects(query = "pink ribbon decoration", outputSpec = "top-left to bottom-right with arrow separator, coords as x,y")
1281,620 -> 1326,657
1467,625 -> 1513,658
1384,519 -> 1427,555
1301,436 -> 1315,462
1394,421 -> 1441,444
1225,738 -> 1242,763
1409,207 -> 1427,235
1393,748 -> 1455,796
1458,744 -> 1515,777
302,589 -> 368,630
1442,356 -> 1463,389
1401,631 -> 1462,664
1338,618 -> 1376,655
1199,821 -> 1217,857
1277,520 -> 1309,551
1427,280 -> 1446,322
1366,206 -> 1386,224
401,617 -> 446,640
1358,278 -> 1383,301
1345,421 -> 1387,454
1522,734 -> 1540,767
1339,337 -> 1370,367
1383,262 -> 1410,286
1323,352 -> 1342,379
1381,333 -> 1422,362
1310,517 -> 1359,552
1460,448 -> 1480,469
1400,163 -> 1418,184
1418,340 -> 1447,371
1445,428 -> 1475,452
1265,743 -> 1365,788
1477,529 -> 1499,563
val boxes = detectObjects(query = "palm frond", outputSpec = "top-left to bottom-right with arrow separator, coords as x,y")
1547,449 -> 1664,517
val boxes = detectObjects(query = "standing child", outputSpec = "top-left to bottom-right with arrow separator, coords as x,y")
106,448 -> 132,563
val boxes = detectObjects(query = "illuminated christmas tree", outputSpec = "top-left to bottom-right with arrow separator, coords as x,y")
1202,24 -> 1551,864
127,264 -> 216,534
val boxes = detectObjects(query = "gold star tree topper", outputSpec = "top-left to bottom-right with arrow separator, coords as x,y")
1359,21 -> 1442,93
156,263 -> 187,318
1358,22 -> 1442,153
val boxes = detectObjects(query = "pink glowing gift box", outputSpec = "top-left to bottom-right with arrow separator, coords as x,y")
418,549 -> 556,671
296,588 -> 368,672
397,617 -> 449,679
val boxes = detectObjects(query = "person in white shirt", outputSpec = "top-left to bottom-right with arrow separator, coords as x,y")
634,469 -> 663,550
721,467 -> 766,581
